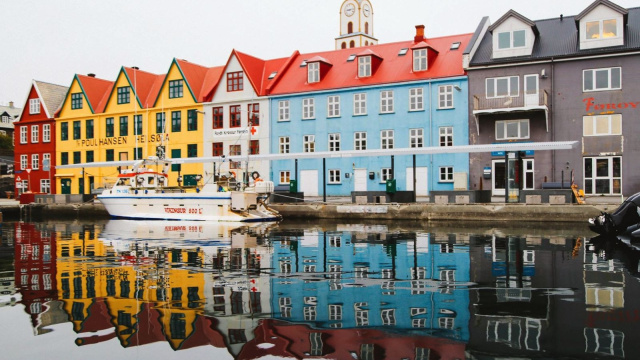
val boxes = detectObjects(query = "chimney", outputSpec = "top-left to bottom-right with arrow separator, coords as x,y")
414,25 -> 425,43
87,73 -> 96,77
560,14 -> 563,21
9,101 -> 14,108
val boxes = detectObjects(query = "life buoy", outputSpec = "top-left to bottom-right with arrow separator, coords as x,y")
251,171 -> 261,180
229,171 -> 236,179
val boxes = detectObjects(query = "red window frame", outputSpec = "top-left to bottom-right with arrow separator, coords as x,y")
212,107 -> 223,129
250,140 -> 259,155
212,142 -> 223,156
248,103 -> 259,126
230,105 -> 241,128
227,71 -> 243,92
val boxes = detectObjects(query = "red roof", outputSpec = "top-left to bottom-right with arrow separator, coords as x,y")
175,59 -> 223,102
267,33 -> 472,95
76,74 -> 114,113
123,67 -> 166,108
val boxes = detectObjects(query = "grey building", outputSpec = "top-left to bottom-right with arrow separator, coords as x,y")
464,0 -> 640,201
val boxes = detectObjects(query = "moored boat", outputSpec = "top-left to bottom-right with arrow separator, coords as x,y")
588,192 -> 640,241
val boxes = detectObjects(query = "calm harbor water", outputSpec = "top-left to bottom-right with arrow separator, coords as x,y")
0,219 -> 638,360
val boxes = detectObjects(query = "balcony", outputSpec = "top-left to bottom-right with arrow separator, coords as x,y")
472,91 -> 549,134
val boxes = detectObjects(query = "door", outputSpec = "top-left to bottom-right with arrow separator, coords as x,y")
492,160 -> 506,196
300,170 -> 318,196
61,178 -> 71,195
524,74 -> 539,107
354,169 -> 367,191
406,167 -> 428,196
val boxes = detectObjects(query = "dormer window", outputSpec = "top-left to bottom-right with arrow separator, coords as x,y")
576,1 -> 626,50
498,30 -> 526,49
308,62 -> 320,83
358,56 -> 371,77
413,49 -> 427,72
586,19 -> 617,39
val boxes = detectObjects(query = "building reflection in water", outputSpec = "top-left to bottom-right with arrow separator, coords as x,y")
7,221 -> 640,358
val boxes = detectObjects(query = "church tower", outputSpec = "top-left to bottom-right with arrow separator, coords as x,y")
335,0 -> 378,50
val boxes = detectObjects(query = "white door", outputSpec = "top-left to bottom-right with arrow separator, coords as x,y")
524,74 -> 539,107
406,167 -> 428,196
300,170 -> 318,196
354,169 -> 367,191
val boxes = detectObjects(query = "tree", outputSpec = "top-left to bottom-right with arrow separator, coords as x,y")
0,134 -> 13,150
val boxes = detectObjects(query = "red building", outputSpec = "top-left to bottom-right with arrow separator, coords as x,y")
13,80 -> 68,197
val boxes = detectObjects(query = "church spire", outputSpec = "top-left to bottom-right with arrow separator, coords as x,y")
335,0 -> 378,50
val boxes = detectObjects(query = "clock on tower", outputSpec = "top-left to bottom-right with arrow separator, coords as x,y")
335,0 -> 378,50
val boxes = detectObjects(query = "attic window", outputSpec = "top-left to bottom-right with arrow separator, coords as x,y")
398,48 -> 409,56
347,54 -> 357,62
300,60 -> 308,67
450,42 -> 461,50
586,19 -> 618,39
268,71 -> 277,79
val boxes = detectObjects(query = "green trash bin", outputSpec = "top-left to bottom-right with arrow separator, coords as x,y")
385,179 -> 396,193
289,179 -> 297,193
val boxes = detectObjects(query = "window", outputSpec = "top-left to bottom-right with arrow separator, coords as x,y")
583,67 -> 621,92
212,142 -> 223,156
133,115 -> 142,135
358,56 -> 371,77
329,133 -> 341,152
171,111 -> 181,132
278,100 -> 290,121
279,137 -> 290,154
60,122 -> 68,141
229,145 -> 241,169
584,156 -> 621,195
170,149 -> 181,171
187,109 -> 197,131
43,153 -> 50,169
83,119 -> 93,139
212,107 -> 223,129
40,179 -> 50,194
409,88 -> 424,111
302,98 -> 315,119
60,152 -> 68,165
31,154 -> 39,170
440,167 -> 454,182
586,19 -> 618,40
354,132 -> 367,150
20,126 -> 27,144
380,91 -> 394,113
20,155 -> 27,170
583,114 -> 621,136
250,140 -> 259,155
106,118 -> 114,137
279,171 -> 290,184
248,103 -> 259,126
354,93 -> 367,115
227,71 -> 243,92
43,124 -> 50,142
73,151 -> 81,164
117,86 -> 130,104
380,168 -> 392,183
71,93 -> 83,109
303,135 -> 315,153
106,149 -> 114,162
381,130 -> 394,149
169,80 -> 183,98
381,309 -> 396,325
119,116 -> 128,136
29,98 -> 40,114
328,96 -> 340,117
438,85 -> 454,109
308,62 -> 319,83
329,169 -> 341,184
225,105 -> 239,127
413,49 -> 427,71
498,30 -> 526,49
439,126 -> 453,147
156,113 -> 165,133
486,76 -> 519,98
86,150 -> 94,163
496,119 -> 529,140
410,128 -> 423,148
187,144 -> 197,157
72,121 -> 81,140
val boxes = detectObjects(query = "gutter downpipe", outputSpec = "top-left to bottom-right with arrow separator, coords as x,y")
429,81 -> 433,194
551,57 -> 555,182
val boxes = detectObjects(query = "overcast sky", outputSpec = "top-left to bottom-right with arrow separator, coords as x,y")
2,0 -> 638,106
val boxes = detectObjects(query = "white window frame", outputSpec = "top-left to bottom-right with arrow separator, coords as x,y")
486,76 -> 519,98
380,90 -> 394,113
497,29 -> 526,49
279,136 -> 290,154
354,132 -> 367,150
40,179 -> 51,194
328,169 -> 341,184
496,119 -> 529,140
31,154 -> 39,170
583,114 -> 621,136
439,166 -> 454,182
413,49 -> 427,72
523,159 -> 534,190
307,62 -> 320,83
358,56 -> 371,77
29,98 -> 40,114
31,125 -> 39,143
43,153 -> 50,170
278,100 -> 290,122
327,95 -> 340,118
380,130 -> 394,149
302,98 -> 315,119
586,19 -> 619,41
354,93 -> 367,115
583,67 -> 621,92
410,128 -> 423,148
20,154 -> 28,170
279,171 -> 290,184
380,168 -> 392,183
303,135 -> 315,153
328,133 -> 340,152
20,126 -> 28,144
584,156 -> 621,195
409,88 -> 424,111
43,124 -> 51,142
438,85 -> 453,109
439,126 -> 453,147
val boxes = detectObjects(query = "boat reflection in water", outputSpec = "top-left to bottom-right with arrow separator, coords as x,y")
8,221 -> 640,359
